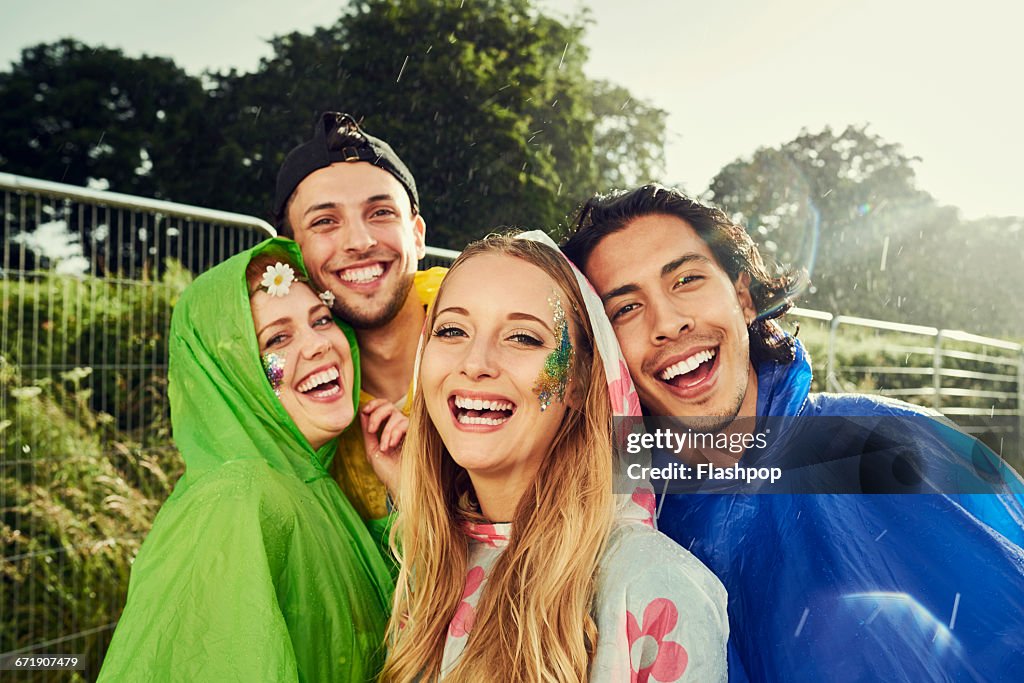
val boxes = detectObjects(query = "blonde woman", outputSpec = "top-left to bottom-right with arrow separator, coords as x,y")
381,233 -> 728,682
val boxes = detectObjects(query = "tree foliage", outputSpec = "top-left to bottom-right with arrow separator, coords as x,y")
0,0 -> 666,251
708,125 -> 1023,337
0,39 -> 219,201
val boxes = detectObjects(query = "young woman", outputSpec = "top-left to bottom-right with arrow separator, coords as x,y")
99,238 -> 402,682
381,233 -> 728,682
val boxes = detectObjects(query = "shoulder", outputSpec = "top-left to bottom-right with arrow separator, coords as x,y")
597,522 -> 727,613
164,459 -> 305,536
806,391 -> 940,417
415,266 -> 448,306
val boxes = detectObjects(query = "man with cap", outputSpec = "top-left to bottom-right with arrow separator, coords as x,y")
273,112 -> 445,530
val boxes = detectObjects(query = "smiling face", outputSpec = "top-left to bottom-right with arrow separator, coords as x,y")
420,254 -> 575,509
583,214 -> 758,430
287,161 -> 426,329
250,282 -> 355,449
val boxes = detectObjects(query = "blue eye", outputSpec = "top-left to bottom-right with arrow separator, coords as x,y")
312,315 -> 333,328
265,333 -> 288,348
509,331 -> 543,346
432,324 -> 466,338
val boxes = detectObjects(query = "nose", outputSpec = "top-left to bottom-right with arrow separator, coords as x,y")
649,294 -> 694,344
460,337 -> 500,381
344,218 -> 378,253
301,328 -> 332,360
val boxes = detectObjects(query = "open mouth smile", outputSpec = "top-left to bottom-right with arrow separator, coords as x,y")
449,393 -> 517,427
296,365 -> 342,398
658,347 -> 718,390
336,261 -> 388,285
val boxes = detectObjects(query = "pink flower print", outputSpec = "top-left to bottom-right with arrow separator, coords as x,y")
449,565 -> 486,638
608,359 -> 642,417
626,598 -> 688,682
464,523 -> 505,548
632,487 -> 657,528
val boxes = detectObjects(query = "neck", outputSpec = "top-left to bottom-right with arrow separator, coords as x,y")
739,361 -> 759,420
469,472 -> 531,523
712,363 -> 759,465
356,288 -> 426,403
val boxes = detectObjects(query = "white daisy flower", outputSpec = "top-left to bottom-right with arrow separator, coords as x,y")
260,263 -> 296,297
319,289 -> 336,308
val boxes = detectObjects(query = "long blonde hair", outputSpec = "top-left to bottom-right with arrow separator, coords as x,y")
381,235 -> 616,682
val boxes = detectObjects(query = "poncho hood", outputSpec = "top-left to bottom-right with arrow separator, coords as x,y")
169,237 -> 361,488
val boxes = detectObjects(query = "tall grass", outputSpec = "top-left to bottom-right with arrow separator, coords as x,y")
1,265 -> 188,681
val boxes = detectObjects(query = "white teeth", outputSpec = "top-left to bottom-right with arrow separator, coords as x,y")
453,396 -> 514,412
659,349 -> 716,381
457,414 -> 509,426
297,366 -> 340,393
339,264 -> 384,283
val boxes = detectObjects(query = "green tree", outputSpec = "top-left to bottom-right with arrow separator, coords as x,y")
214,0 -> 635,247
589,80 -> 667,190
0,39 -> 219,202
1,2 -> 667,253
709,126 -> 954,322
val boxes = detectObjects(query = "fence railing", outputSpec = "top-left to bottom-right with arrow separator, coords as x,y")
787,308 -> 1022,459
1,173 -> 278,680
2,173 -> 1022,678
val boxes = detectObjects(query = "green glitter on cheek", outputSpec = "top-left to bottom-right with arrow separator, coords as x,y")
533,292 -> 574,411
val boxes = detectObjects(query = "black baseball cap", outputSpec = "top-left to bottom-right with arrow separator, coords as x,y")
273,112 -> 419,218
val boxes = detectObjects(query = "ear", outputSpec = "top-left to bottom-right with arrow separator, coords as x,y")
412,214 -> 427,261
734,271 -> 756,326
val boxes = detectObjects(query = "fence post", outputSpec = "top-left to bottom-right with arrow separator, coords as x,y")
933,330 -> 945,412
827,316 -> 841,392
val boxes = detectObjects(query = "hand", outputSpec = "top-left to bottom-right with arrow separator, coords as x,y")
359,398 -> 408,498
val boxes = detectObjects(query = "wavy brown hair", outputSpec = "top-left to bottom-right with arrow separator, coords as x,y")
381,234 -> 615,682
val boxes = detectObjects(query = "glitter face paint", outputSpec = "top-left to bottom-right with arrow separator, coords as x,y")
261,352 -> 286,398
533,291 -> 574,411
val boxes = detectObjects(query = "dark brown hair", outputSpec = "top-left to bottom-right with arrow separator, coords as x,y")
562,183 -> 799,366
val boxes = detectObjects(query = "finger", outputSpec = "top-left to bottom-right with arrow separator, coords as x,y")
381,416 -> 406,452
365,406 -> 392,435
361,398 -> 387,415
385,417 -> 410,451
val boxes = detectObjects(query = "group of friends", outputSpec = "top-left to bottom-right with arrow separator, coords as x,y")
97,112 -> 1024,682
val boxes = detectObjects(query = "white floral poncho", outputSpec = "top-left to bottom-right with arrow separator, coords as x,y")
439,515 -> 729,682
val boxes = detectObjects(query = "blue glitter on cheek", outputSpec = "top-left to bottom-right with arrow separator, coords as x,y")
261,353 -> 286,398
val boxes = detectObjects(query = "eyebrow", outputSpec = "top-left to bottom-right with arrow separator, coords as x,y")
600,253 -> 712,304
301,194 -> 397,219
303,201 -> 338,218
661,253 -> 712,276
256,304 -> 326,338
434,307 -> 555,334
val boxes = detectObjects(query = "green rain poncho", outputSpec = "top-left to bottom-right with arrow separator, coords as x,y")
99,238 -> 393,682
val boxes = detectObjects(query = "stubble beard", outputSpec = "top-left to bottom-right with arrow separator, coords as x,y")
658,370 -> 750,434
330,271 -> 416,330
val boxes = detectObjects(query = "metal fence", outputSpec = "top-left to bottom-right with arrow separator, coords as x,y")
0,173 -> 276,681
1,173 -> 1022,679
787,308 -> 1023,462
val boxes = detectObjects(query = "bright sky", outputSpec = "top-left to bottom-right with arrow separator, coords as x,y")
2,0 -> 1021,219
